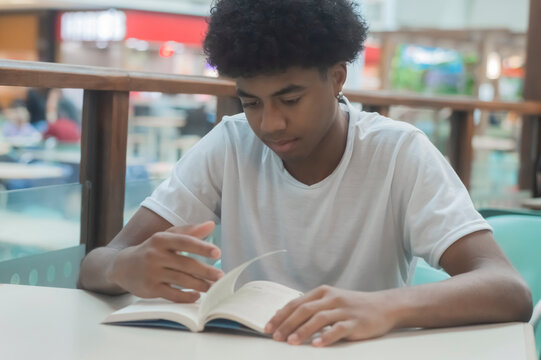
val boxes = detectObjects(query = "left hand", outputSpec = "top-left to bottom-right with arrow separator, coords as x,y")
264,285 -> 396,347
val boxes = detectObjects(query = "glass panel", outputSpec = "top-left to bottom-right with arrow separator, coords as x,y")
127,92 -> 216,165
0,183 -> 81,262
0,183 -> 82,288
470,114 -> 531,209
0,245 -> 85,288
124,178 -> 164,222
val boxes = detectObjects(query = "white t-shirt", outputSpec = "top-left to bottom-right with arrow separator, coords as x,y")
142,99 -> 491,292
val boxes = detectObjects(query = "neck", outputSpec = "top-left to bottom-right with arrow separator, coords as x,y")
284,107 -> 349,186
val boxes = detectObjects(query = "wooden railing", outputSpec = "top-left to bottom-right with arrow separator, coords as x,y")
1,59 -> 541,253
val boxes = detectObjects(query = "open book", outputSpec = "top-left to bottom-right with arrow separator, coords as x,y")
103,250 -> 302,335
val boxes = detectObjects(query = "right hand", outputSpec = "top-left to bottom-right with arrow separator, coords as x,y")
108,221 -> 224,303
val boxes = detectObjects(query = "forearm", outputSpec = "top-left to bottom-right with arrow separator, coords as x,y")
77,247 -> 126,295
387,267 -> 532,330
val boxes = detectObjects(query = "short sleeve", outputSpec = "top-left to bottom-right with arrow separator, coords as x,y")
391,131 -> 492,268
141,120 -> 229,226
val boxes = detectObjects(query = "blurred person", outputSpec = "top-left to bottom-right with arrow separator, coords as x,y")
25,88 -> 49,132
42,117 -> 81,143
46,88 -> 80,125
2,100 -> 42,140
180,105 -> 215,137
26,88 -> 81,134
42,89 -> 81,143
79,0 -> 532,348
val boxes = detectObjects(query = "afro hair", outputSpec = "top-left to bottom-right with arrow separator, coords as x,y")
204,0 -> 369,78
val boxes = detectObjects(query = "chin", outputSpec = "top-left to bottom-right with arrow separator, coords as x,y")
276,151 -> 307,164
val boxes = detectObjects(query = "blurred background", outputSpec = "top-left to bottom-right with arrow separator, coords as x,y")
0,0 -> 539,286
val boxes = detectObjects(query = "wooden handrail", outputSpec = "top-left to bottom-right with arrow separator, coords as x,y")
0,59 -> 236,95
2,59 -> 541,115
345,90 -> 541,115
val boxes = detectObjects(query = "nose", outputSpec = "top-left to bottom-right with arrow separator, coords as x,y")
260,103 -> 287,135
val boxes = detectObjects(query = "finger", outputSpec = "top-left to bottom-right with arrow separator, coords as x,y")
155,284 -> 201,303
153,232 -> 221,259
161,253 -> 224,282
167,221 -> 215,239
312,321 -> 354,347
287,309 -> 345,345
265,289 -> 324,335
271,298 -> 332,342
161,268 -> 213,292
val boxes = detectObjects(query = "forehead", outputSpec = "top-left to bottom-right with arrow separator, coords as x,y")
235,67 -> 327,97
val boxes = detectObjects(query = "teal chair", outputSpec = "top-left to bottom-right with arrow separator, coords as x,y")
411,209 -> 541,358
410,258 -> 450,285
478,208 -> 541,219
482,212 -> 541,358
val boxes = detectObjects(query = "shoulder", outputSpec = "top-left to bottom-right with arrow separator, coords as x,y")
355,110 -> 420,138
350,109 -> 426,154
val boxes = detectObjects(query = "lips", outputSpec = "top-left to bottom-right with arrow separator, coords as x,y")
266,138 -> 299,154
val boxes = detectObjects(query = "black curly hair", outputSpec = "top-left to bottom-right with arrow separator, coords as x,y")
203,0 -> 369,78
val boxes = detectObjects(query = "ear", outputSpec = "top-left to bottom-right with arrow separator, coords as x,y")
330,62 -> 347,95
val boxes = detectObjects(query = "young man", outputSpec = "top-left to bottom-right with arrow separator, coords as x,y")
79,0 -> 532,347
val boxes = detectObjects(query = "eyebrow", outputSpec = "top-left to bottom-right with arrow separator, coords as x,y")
236,84 -> 306,98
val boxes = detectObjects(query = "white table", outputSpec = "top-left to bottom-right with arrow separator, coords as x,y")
23,149 -> 82,164
131,115 -> 186,162
0,162 -> 65,180
0,284 -> 536,360
0,142 -> 10,155
0,211 -> 79,249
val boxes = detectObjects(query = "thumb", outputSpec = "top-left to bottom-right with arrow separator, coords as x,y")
167,221 -> 216,239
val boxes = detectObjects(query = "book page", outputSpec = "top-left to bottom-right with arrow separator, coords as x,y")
104,296 -> 203,332
205,281 -> 302,333
104,250 -> 287,333
198,250 -> 286,319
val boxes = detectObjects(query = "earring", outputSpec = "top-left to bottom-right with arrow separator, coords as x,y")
336,91 -> 344,102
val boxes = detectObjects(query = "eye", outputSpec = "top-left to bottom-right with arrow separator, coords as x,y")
282,97 -> 301,106
241,99 -> 261,109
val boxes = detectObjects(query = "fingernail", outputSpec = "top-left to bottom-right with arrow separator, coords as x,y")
215,270 -> 224,279
287,334 -> 299,345
264,323 -> 273,333
312,337 -> 323,347
273,331 -> 283,341
210,248 -> 220,258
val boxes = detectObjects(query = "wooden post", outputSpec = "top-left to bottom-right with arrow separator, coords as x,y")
80,90 -> 130,253
520,0 -> 541,192
362,104 -> 390,117
216,96 -> 242,124
534,115 -> 541,196
448,110 -> 474,189
379,34 -> 394,91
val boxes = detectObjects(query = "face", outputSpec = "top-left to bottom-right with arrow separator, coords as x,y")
236,65 -> 346,167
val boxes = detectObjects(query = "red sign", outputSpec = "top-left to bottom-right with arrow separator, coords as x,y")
125,11 -> 207,46
57,10 -> 208,47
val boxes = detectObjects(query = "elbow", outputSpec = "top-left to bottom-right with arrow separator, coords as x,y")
509,278 -> 533,323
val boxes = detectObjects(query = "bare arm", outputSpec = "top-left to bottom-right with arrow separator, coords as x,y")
391,229 -> 532,328
78,207 -> 223,302
265,230 -> 533,346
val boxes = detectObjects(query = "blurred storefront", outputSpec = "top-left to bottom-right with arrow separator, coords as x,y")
0,7 -> 217,200
57,9 -> 214,76
0,11 -> 53,108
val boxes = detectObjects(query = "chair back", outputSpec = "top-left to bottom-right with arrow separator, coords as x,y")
410,258 -> 450,286
486,215 -> 541,306
485,213 -> 541,359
